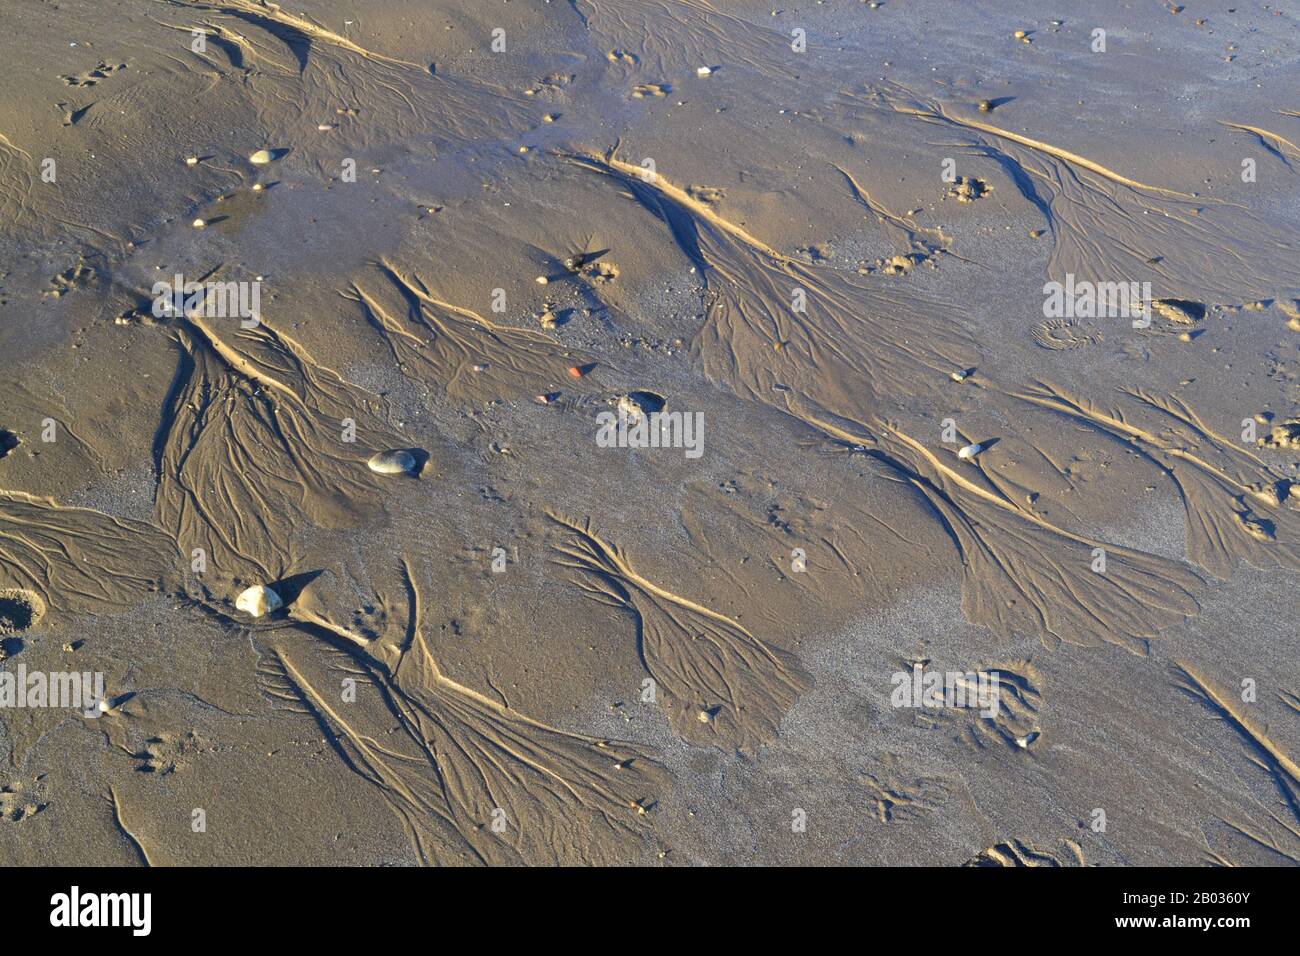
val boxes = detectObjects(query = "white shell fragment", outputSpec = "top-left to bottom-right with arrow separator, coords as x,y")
249,148 -> 275,165
192,218 -> 206,228
235,584 -> 283,618
957,442 -> 983,460
696,66 -> 712,76
367,449 -> 417,475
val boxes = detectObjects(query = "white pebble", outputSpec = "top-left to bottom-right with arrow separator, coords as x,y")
367,449 -> 417,475
957,442 -> 983,460
235,584 -> 283,618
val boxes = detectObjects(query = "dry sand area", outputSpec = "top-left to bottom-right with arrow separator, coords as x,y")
0,0 -> 1297,866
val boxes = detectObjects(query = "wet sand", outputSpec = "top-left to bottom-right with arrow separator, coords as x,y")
0,0 -> 1297,865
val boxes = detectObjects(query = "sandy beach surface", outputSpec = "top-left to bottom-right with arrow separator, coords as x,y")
0,0 -> 1297,866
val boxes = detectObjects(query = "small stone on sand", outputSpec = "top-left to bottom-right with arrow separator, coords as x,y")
249,148 -> 275,165
367,449 -> 417,475
617,392 -> 661,425
235,584 -> 283,618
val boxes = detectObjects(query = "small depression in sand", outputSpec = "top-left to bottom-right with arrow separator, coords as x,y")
0,590 -> 45,636
1031,319 -> 1102,351
617,390 -> 667,421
